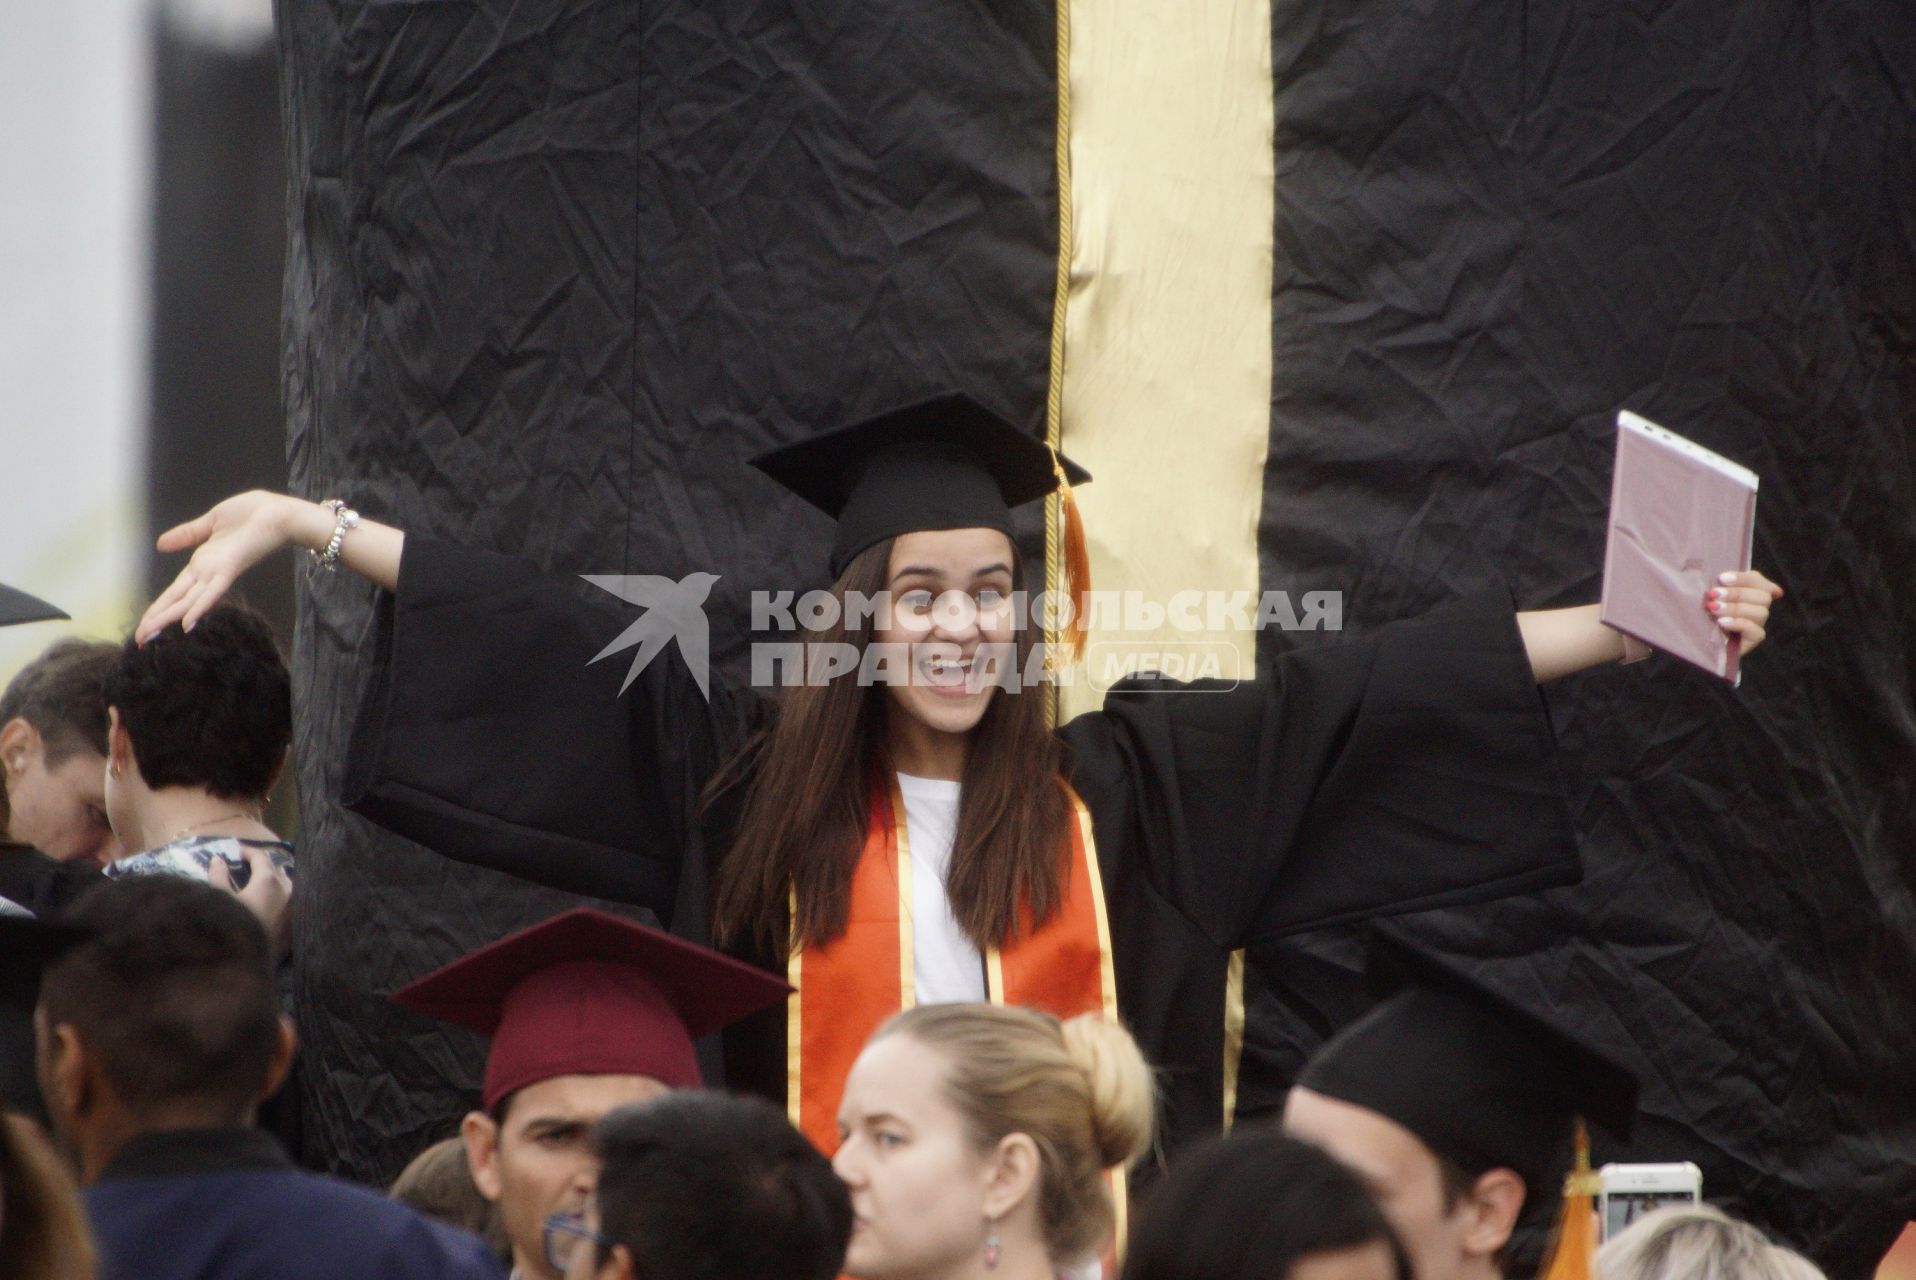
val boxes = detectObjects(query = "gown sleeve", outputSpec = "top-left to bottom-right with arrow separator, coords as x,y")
1058,589 -> 1580,950
340,537 -> 766,913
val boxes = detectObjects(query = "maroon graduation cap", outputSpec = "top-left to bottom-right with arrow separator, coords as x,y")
392,908 -> 791,1109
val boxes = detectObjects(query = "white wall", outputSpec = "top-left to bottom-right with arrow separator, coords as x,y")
0,1 -> 152,683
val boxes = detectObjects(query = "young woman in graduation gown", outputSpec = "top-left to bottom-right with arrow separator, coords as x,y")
135,395 -> 1781,1162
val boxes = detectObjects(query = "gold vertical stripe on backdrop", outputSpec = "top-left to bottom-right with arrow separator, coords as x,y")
1043,0 -> 1075,730
1223,948 -> 1246,1131
1047,0 -> 1276,723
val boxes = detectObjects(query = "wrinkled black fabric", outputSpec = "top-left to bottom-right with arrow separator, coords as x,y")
1245,3 -> 1916,1276
278,0 -> 1055,1184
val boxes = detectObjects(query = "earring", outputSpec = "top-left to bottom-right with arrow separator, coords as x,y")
983,1217 -> 1001,1271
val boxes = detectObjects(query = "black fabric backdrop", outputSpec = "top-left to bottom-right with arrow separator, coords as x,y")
1242,4 -> 1916,1277
276,0 -> 1055,1181
276,1 -> 1913,1273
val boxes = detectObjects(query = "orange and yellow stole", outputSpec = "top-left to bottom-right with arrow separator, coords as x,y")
785,774 -> 1118,1149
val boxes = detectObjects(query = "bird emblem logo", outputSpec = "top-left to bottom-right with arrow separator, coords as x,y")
582,573 -> 721,700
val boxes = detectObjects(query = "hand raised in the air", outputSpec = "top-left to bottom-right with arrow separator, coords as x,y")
137,491 -> 302,644
137,490 -> 405,644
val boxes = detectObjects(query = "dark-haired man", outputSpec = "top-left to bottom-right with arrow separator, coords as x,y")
558,1091 -> 850,1280
36,875 -> 504,1279
1,630 -> 123,882
393,908 -> 791,1280
1282,931 -> 1639,1280
0,589 -> 117,1124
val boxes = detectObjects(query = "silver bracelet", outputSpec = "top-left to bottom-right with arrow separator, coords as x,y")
309,499 -> 360,572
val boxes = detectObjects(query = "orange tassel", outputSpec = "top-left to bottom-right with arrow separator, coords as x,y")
1050,450 -> 1093,662
1541,1121 -> 1602,1280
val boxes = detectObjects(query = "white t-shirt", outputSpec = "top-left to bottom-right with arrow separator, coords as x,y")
895,772 -> 987,1005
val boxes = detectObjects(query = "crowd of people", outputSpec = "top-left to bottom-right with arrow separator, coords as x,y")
0,395 -> 1798,1280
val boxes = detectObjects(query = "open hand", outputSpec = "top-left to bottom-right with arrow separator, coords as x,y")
137,491 -> 297,644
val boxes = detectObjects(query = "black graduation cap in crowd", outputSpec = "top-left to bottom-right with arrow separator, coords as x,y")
0,584 -> 68,628
1296,928 -> 1641,1202
751,393 -> 1093,579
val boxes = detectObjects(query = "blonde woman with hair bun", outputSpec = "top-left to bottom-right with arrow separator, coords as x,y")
833,1004 -> 1154,1280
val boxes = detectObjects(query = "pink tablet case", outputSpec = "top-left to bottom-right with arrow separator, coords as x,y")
1601,411 -> 1759,685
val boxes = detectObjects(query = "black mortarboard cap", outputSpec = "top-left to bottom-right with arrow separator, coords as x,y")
0,584 -> 68,628
1296,929 -> 1640,1203
750,393 -> 1092,578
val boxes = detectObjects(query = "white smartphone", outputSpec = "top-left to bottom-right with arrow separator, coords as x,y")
1598,1162 -> 1703,1240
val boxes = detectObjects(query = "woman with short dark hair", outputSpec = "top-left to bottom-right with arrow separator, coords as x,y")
103,601 -> 294,955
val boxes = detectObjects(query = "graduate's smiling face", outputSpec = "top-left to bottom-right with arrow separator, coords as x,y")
874,528 -> 1019,753
833,1033 -> 1006,1278
464,1073 -> 667,1280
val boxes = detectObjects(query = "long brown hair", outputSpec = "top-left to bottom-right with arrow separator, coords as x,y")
712,538 -> 1070,956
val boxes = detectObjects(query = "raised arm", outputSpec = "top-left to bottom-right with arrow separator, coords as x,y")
1515,570 -> 1783,683
136,492 -> 403,643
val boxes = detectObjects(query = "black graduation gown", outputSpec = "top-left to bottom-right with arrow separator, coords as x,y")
344,539 -> 1579,1154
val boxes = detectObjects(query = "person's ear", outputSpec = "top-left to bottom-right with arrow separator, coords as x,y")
1,716 -> 39,779
37,1017 -> 93,1127
980,1131 -> 1041,1223
1459,1167 -> 1527,1259
463,1109 -> 506,1202
106,709 -> 134,782
259,1015 -> 298,1101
